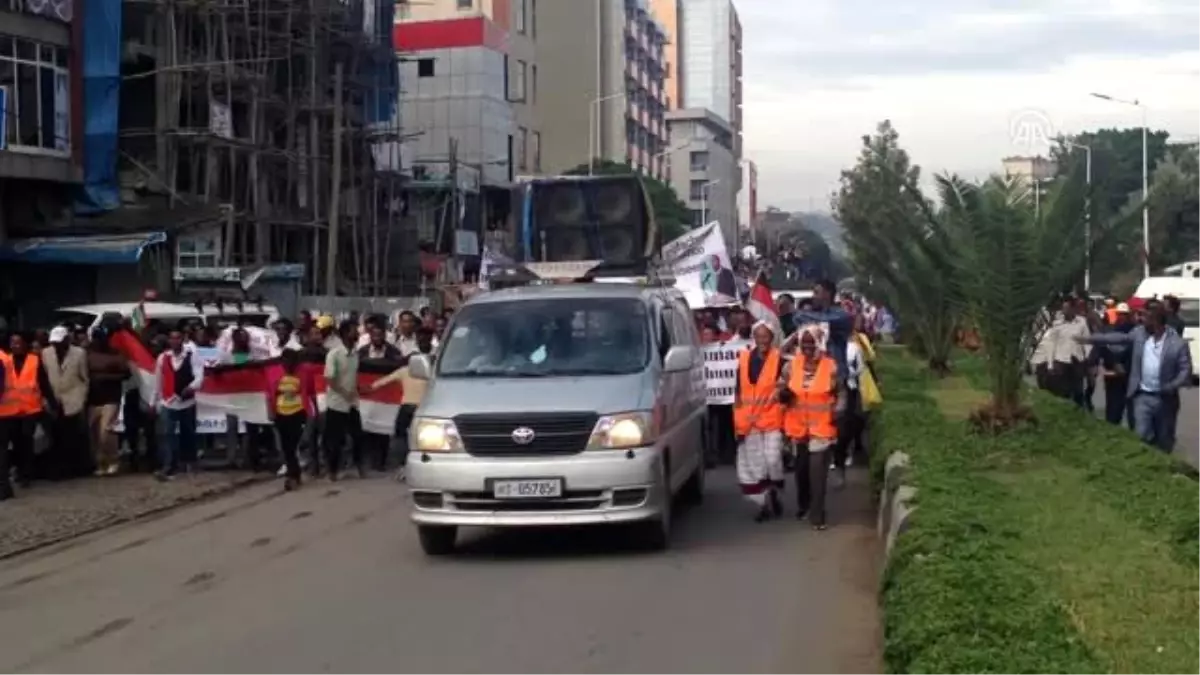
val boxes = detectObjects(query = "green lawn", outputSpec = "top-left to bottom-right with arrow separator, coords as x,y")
878,353 -> 1199,674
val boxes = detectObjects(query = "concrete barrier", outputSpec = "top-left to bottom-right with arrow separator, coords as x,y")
878,451 -> 916,561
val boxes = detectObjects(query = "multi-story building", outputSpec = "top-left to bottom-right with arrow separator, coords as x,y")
1002,155 -> 1057,183
649,0 -> 680,110
677,0 -> 742,159
665,107 -> 737,247
537,0 -> 670,178
737,158 -> 757,233
394,0 -> 540,185
0,0 -> 80,242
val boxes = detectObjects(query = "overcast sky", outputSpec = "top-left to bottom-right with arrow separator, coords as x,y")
737,0 -> 1200,212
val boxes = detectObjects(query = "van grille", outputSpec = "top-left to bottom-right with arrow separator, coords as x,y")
453,412 -> 598,456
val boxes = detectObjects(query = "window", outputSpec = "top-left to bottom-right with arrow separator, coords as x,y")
456,0 -> 472,8
0,36 -> 69,154
177,232 -> 221,269
417,58 -> 435,77
689,180 -> 706,201
531,130 -> 541,172
530,64 -> 537,103
510,59 -> 527,101
436,298 -> 650,377
515,0 -> 526,33
689,150 -> 708,172
517,126 -> 528,171
530,0 -> 537,38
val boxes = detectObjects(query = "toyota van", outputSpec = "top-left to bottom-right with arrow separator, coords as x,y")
404,281 -> 708,555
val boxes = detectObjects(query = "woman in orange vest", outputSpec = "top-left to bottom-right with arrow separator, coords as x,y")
0,332 -> 58,500
779,324 -> 844,530
733,321 -> 786,522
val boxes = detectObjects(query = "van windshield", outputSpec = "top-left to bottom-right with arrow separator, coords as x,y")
437,298 -> 650,377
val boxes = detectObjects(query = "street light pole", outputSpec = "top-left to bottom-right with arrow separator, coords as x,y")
1063,138 -> 1094,291
589,91 -> 626,175
1091,92 -> 1151,277
700,177 -> 722,245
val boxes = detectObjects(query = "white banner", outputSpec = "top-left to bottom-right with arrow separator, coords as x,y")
661,222 -> 738,308
110,402 -> 248,435
702,338 -> 751,405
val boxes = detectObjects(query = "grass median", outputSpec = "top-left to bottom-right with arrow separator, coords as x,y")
875,349 -> 1199,674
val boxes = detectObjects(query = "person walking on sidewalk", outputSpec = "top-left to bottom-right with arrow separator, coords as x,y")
86,327 -> 129,476
269,348 -> 315,491
323,320 -> 361,480
42,326 -> 90,479
0,333 -> 58,498
151,329 -> 205,481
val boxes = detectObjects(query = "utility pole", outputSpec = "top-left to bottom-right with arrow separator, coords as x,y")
325,61 -> 344,296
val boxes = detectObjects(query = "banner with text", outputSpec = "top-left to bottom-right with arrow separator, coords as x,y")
661,222 -> 738,308
701,338 -> 752,405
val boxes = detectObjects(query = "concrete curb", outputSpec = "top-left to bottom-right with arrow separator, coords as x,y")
877,451 -> 916,561
0,474 -> 274,561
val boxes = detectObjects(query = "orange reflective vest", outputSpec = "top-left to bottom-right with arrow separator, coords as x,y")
1105,308 -> 1118,325
0,352 -> 45,418
783,355 -> 838,441
733,348 -> 783,436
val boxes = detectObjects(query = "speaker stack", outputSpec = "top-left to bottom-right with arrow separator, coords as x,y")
530,175 -> 658,267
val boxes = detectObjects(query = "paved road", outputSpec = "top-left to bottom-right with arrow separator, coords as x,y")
0,469 -> 881,674
1092,385 -> 1198,468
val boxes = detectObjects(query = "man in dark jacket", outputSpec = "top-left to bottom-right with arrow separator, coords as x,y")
1090,303 -> 1135,426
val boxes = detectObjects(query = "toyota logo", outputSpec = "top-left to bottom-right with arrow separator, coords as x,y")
511,427 -> 536,445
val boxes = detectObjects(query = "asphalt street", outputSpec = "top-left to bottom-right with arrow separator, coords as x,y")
0,468 -> 882,674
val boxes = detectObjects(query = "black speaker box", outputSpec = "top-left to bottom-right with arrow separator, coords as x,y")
529,175 -> 659,266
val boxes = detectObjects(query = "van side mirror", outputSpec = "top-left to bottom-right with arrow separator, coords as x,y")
408,354 -> 432,380
662,345 -> 695,373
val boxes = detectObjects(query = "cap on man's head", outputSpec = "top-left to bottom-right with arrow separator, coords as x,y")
315,315 -> 335,330
48,326 -> 70,344
1116,302 -> 1130,313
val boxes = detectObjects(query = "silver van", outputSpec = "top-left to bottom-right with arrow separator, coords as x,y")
405,281 -> 708,555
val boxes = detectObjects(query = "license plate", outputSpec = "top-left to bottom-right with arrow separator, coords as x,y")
492,478 -> 563,499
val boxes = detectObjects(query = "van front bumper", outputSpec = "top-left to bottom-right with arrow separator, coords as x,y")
405,446 -> 666,527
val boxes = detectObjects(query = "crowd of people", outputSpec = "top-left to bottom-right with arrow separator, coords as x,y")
692,280 -> 889,529
0,306 -> 454,500
1031,293 -> 1193,451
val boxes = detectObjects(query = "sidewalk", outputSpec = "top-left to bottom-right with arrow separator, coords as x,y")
0,472 -> 269,559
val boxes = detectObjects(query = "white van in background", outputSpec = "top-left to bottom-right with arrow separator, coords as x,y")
52,301 -> 280,333
1133,276 -> 1199,384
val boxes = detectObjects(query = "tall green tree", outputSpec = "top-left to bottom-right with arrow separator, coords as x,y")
1147,144 -> 1199,273
1052,128 -> 1175,290
563,160 -> 691,243
835,120 -> 959,374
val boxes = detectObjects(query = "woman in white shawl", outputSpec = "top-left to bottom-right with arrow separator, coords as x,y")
733,321 -> 787,522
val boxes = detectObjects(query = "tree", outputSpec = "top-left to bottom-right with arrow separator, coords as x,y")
1052,128 -> 1175,289
835,120 -> 960,375
1147,144 -> 1199,274
752,207 -> 849,285
563,160 -> 691,243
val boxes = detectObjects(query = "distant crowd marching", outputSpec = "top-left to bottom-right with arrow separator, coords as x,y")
0,307 -> 454,501
688,280 -> 895,529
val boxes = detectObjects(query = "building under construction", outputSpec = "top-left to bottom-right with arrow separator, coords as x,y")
0,0 -> 420,310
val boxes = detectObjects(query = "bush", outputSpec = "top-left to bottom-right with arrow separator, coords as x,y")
876,358 -> 1100,673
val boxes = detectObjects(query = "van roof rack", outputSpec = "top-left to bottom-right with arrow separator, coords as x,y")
484,259 -> 675,289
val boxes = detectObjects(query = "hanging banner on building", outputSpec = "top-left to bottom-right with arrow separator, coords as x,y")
661,221 -> 738,308
701,338 -> 752,405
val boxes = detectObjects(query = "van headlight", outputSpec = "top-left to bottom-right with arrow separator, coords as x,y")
412,418 -> 464,452
587,411 -> 654,450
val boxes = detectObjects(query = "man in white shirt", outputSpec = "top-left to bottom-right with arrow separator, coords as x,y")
1048,298 -> 1091,406
323,320 -> 361,480
394,311 -> 421,357
150,329 -> 206,480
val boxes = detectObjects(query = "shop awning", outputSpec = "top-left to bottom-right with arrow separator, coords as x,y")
0,231 -> 167,264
